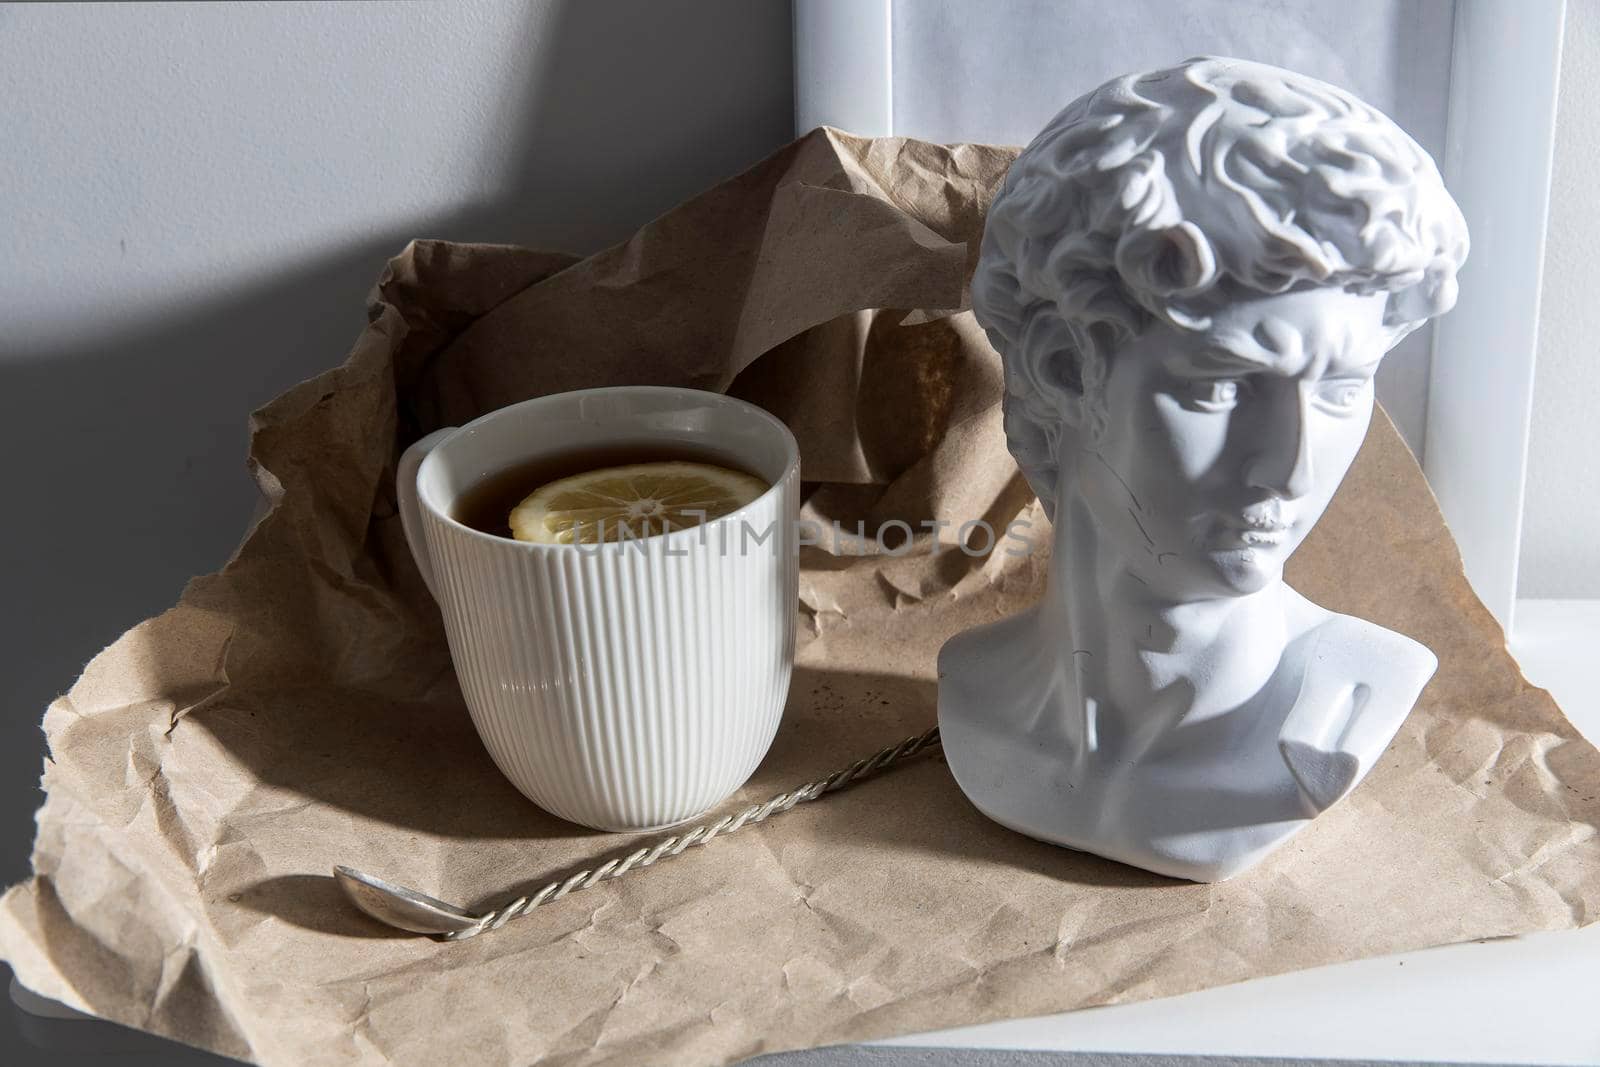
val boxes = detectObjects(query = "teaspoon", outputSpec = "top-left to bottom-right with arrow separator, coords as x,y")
334,727 -> 941,940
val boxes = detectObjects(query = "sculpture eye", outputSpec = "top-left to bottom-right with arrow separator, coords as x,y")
1189,378 -> 1246,411
1316,379 -> 1369,413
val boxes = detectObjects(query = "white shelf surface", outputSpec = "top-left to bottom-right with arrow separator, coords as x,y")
880,598 -> 1600,1063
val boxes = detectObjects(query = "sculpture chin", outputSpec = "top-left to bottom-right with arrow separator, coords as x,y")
935,591 -> 1437,883
1203,546 -> 1283,595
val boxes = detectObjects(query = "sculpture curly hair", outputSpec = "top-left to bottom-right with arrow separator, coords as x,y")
972,56 -> 1469,517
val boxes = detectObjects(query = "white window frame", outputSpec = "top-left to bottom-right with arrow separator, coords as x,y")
794,0 -> 1568,632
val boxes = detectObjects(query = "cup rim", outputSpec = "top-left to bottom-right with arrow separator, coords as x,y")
416,385 -> 800,552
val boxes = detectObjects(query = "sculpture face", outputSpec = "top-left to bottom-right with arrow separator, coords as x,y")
1075,287 -> 1388,600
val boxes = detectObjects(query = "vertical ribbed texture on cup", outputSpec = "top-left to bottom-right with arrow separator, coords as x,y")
423,472 -> 797,831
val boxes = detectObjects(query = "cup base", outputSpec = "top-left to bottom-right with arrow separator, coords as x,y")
584,810 -> 714,835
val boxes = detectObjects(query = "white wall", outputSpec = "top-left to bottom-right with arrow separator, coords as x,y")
1520,0 -> 1600,599
0,0 -> 794,885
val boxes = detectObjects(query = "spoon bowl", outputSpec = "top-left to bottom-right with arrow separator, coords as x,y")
333,865 -> 480,936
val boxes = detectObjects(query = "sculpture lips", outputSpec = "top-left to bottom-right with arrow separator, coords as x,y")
1232,504 -> 1291,532
1214,509 -> 1292,548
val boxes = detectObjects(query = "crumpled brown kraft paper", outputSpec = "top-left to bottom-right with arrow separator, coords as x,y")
2,127 -> 1598,1067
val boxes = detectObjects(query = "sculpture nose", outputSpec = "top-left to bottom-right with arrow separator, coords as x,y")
1244,385 -> 1315,500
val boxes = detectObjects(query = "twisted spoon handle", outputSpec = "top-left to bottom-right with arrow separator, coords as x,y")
443,726 -> 942,941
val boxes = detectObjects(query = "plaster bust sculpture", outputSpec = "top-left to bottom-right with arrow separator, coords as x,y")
940,56 -> 1470,882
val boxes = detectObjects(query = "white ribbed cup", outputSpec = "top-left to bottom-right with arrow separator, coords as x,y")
397,387 -> 799,832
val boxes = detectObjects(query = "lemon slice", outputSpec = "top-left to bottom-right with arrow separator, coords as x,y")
509,461 -> 767,545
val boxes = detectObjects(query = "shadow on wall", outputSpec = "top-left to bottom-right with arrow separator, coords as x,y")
0,0 -> 795,887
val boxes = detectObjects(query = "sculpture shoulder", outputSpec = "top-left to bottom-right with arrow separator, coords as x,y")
936,608 -> 1083,846
1277,602 -> 1438,811
1296,607 -> 1438,699
937,609 -> 1041,693
937,607 -> 1062,739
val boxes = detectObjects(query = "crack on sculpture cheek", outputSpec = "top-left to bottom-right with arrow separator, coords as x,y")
1091,450 -> 1143,512
1127,508 -> 1156,548
1156,552 -> 1179,565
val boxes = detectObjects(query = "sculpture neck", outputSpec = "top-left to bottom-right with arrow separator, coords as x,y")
1046,463 -> 1290,734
